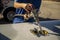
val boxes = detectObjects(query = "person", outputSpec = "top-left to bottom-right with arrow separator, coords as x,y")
13,0 -> 42,23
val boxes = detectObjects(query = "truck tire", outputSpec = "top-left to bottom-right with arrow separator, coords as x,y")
3,7 -> 16,22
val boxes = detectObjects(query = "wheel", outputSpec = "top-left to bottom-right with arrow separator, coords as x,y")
7,11 -> 15,21
3,7 -> 16,22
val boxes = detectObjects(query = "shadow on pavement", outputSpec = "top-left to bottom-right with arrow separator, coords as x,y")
48,33 -> 60,36
26,17 -> 59,22
40,21 -> 60,33
0,18 -> 12,24
0,17 -> 59,24
0,33 -> 11,40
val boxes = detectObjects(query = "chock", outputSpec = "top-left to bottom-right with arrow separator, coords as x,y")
39,30 -> 48,36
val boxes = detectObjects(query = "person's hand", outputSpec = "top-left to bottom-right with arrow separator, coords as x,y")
25,3 -> 33,13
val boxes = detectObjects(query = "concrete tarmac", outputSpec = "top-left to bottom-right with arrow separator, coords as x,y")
0,20 -> 60,40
